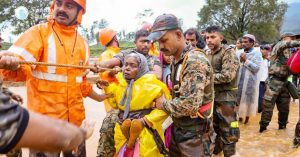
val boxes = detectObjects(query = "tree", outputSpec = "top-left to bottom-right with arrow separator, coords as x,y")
117,32 -> 123,41
136,9 -> 154,25
179,18 -> 184,28
125,32 -> 135,41
98,18 -> 109,29
0,0 -> 51,34
197,0 -> 288,43
90,21 -> 98,43
79,26 -> 89,41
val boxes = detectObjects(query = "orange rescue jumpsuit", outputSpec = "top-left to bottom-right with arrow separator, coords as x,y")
2,20 -> 92,126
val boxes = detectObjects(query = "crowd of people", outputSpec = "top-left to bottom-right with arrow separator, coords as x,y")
0,0 -> 300,157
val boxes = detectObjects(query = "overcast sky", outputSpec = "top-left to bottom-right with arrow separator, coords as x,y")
83,0 -> 205,32
1,0 -> 298,42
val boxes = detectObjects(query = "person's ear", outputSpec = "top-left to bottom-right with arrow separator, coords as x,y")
175,30 -> 183,41
220,34 -> 224,41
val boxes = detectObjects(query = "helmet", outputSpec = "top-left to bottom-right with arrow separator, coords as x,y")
99,28 -> 117,46
50,0 -> 86,24
73,0 -> 86,14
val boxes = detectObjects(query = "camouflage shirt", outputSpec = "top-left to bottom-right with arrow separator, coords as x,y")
113,49 -> 161,71
162,45 -> 213,118
0,87 -> 29,154
207,45 -> 239,102
269,40 -> 300,79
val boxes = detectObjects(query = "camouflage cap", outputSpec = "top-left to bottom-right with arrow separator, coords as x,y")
280,32 -> 296,39
147,14 -> 180,41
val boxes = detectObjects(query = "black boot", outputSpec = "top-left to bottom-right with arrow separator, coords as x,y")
278,112 -> 289,129
279,125 -> 286,130
259,126 -> 266,133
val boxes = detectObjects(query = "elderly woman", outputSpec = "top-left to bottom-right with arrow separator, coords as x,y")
99,52 -> 170,157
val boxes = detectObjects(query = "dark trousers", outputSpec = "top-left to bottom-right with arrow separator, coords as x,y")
260,82 -> 291,128
258,82 -> 266,113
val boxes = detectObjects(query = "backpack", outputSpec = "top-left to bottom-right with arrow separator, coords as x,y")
287,49 -> 300,76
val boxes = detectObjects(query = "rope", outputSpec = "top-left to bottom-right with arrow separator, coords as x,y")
18,61 -> 121,72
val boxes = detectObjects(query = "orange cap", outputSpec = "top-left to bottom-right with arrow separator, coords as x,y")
99,28 -> 117,46
49,0 -> 86,24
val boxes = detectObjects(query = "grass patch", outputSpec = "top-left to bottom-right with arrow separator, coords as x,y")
90,41 -> 135,57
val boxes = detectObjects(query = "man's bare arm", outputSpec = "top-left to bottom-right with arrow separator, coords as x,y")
152,65 -> 162,80
16,111 -> 86,152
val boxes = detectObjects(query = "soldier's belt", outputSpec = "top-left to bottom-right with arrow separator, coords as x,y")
190,102 -> 214,119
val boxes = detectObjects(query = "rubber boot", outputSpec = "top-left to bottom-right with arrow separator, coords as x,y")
278,112 -> 289,130
244,116 -> 250,124
294,121 -> 300,148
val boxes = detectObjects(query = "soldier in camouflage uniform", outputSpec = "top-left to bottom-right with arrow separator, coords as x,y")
259,32 -> 300,133
205,26 -> 240,157
150,14 -> 215,157
95,30 -> 162,157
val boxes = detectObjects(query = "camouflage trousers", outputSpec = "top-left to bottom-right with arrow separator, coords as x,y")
96,109 -> 119,157
29,142 -> 86,157
294,91 -> 300,146
169,119 -> 215,157
6,149 -> 22,157
293,78 -> 300,146
213,101 -> 239,157
259,78 -> 290,128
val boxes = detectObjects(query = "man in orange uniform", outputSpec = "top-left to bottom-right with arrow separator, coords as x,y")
0,0 -> 110,156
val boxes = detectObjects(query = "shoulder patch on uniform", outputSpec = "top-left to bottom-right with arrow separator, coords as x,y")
223,44 -> 233,52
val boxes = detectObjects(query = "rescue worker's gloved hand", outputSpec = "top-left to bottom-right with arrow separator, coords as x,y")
0,51 -> 20,71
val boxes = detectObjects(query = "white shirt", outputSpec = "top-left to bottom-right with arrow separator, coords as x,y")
257,58 -> 269,82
